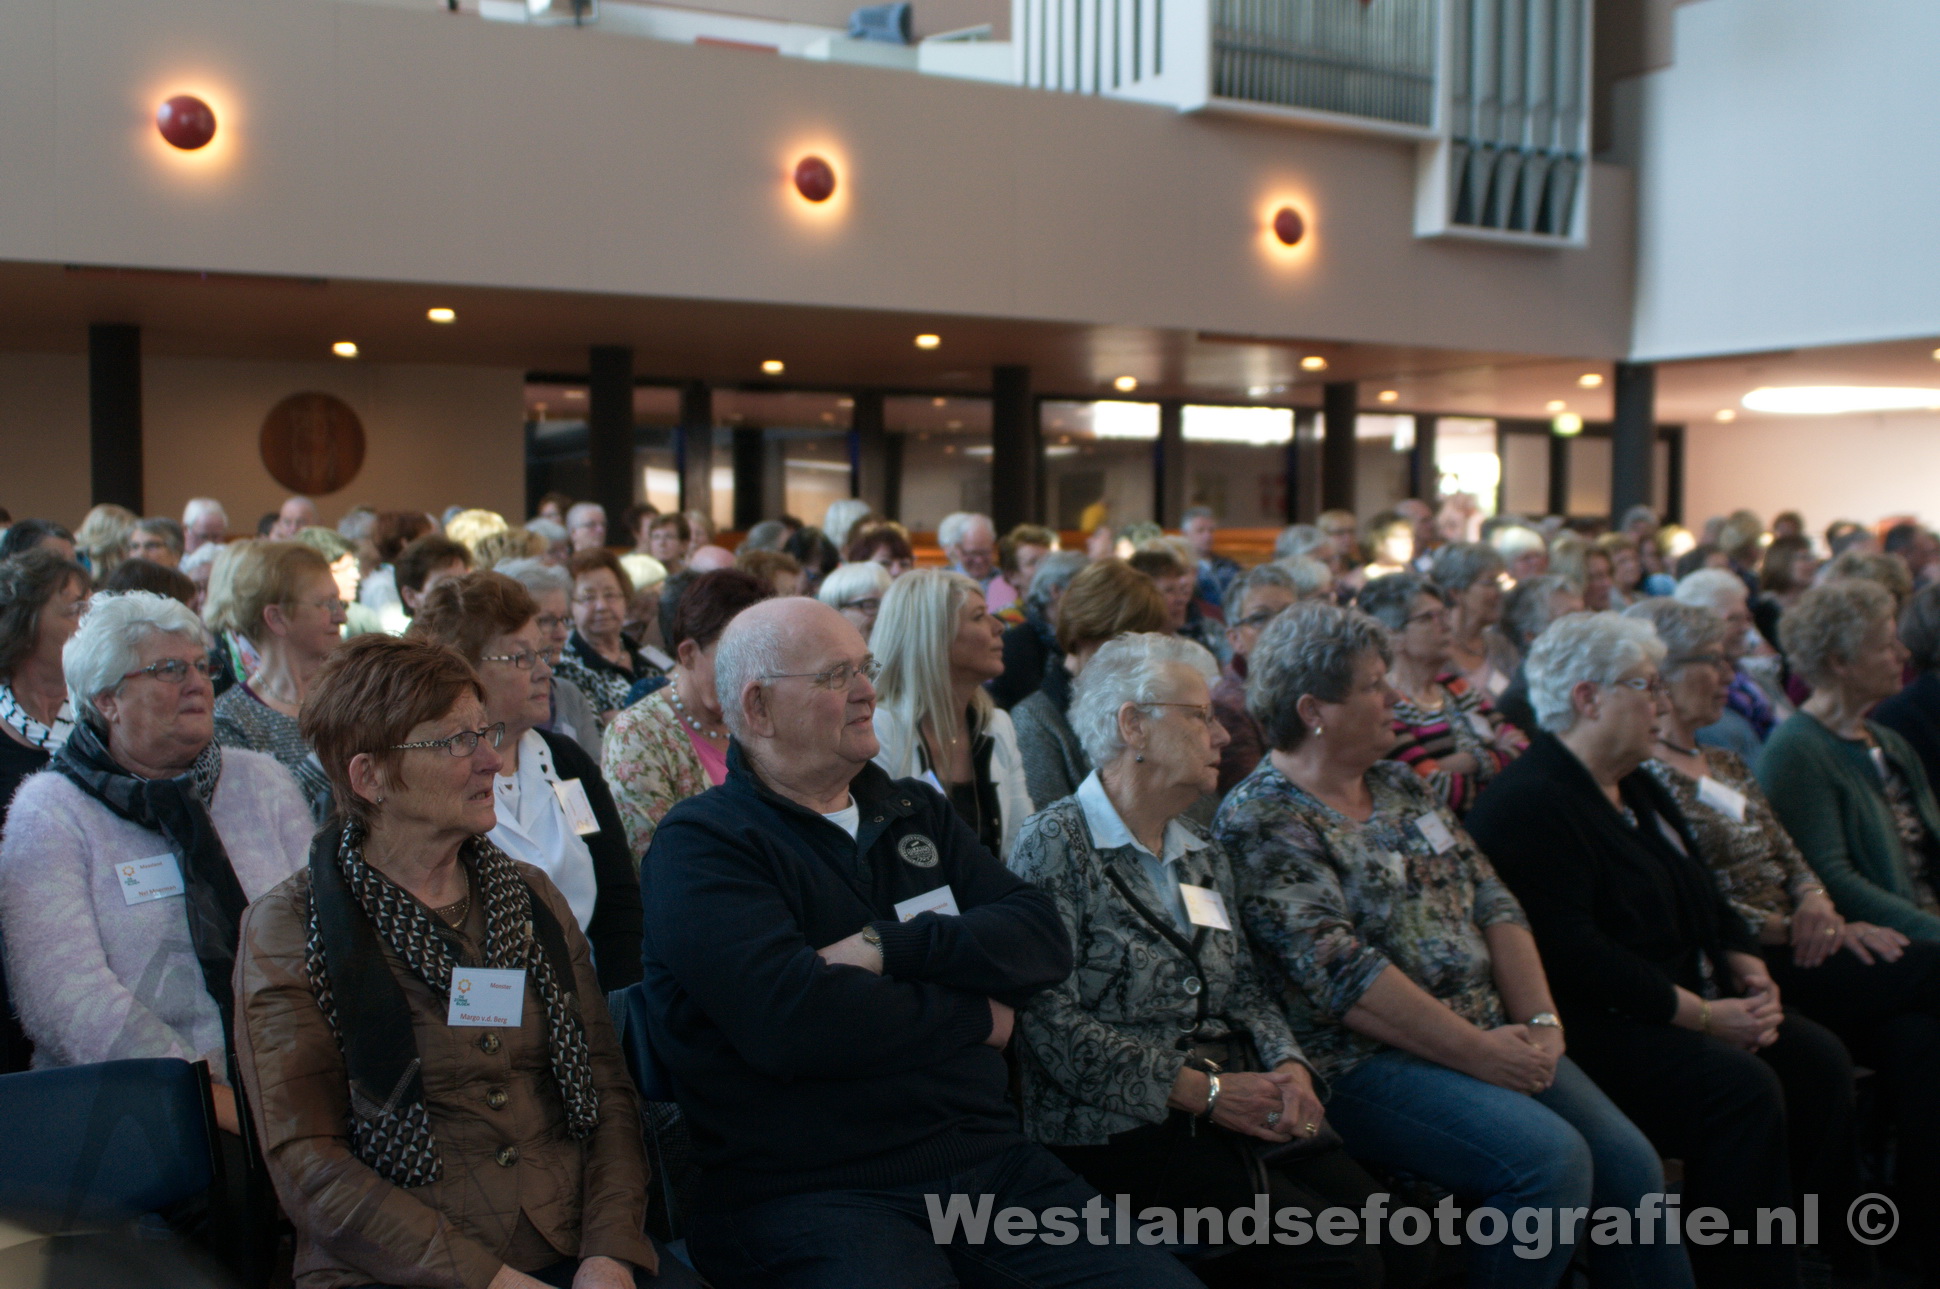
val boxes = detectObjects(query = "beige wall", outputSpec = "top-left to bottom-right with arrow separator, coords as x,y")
1683,412 -> 1940,536
0,0 -> 1634,359
0,356 -> 524,530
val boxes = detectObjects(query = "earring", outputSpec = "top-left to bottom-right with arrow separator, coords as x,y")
375,796 -> 385,804
1312,726 -> 1324,737
1134,753 -> 1145,763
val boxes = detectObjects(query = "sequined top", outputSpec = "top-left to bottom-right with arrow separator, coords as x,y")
1643,749 -> 1821,937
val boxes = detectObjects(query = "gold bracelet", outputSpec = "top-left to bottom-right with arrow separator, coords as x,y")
1698,999 -> 1711,1034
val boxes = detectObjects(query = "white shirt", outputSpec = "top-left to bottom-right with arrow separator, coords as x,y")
1073,770 -> 1209,934
489,729 -> 599,932
821,800 -> 861,839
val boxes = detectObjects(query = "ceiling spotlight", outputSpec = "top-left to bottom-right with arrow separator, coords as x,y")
1716,409 -> 1738,422
932,397 -> 947,407
915,334 -> 941,350
331,341 -> 358,359
761,359 -> 785,374
1545,399 -> 1567,413
1552,413 -> 1584,436
1299,356 -> 1328,372
1931,348 -> 1940,362
1578,372 -> 1604,388
427,307 -> 456,324
1113,376 -> 1139,393
1377,390 -> 1399,403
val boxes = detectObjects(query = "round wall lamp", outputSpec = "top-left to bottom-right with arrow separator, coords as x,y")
1272,206 -> 1306,247
156,95 -> 217,151
794,156 -> 837,203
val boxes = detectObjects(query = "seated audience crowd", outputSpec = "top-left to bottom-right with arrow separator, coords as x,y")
3,494 -> 1940,1288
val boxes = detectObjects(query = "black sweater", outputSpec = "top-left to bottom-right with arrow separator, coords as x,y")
1465,732 -> 1759,1029
640,743 -> 1071,1212
535,727 -> 644,992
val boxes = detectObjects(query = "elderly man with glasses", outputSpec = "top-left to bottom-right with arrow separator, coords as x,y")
639,596 -> 1200,1289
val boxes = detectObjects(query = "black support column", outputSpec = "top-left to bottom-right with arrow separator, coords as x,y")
990,365 -> 1039,531
1408,414 -> 1438,501
731,427 -> 765,531
1153,400 -> 1185,528
1320,382 -> 1359,514
1547,429 -> 1572,517
88,324 -> 143,511
1661,425 -> 1685,524
852,391 -> 901,521
586,346 -> 634,536
1610,361 -> 1656,522
676,381 -> 713,522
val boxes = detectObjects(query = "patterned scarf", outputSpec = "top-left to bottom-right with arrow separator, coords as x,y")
302,821 -> 600,1187
52,722 -> 244,1037
0,681 -> 73,751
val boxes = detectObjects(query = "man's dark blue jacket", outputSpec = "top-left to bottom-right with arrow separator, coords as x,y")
640,742 -> 1072,1213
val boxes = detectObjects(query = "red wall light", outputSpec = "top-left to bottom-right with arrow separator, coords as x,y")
1272,206 -> 1307,247
794,156 -> 836,203
156,95 -> 217,151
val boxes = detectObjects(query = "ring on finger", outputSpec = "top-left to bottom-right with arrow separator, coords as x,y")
1303,1121 -> 1318,1136
1265,1110 -> 1282,1128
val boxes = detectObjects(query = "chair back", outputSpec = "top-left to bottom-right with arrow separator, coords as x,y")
0,1058 -> 218,1227
606,983 -> 675,1102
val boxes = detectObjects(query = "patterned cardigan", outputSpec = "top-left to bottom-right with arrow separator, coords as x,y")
600,687 -> 712,867
1009,795 -> 1308,1147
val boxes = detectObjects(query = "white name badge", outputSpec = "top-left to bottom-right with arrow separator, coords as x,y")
551,778 -> 601,836
1696,775 -> 1749,824
894,885 -> 961,921
1415,811 -> 1457,854
1179,883 -> 1233,931
118,853 -> 185,905
447,968 -> 526,1027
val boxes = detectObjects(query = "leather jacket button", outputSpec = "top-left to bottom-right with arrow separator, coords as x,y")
486,1087 -> 508,1110
496,1146 -> 519,1167
1182,976 -> 1203,996
479,1031 -> 501,1054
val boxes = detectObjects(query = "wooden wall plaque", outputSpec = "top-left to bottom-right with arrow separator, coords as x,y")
259,392 -> 366,495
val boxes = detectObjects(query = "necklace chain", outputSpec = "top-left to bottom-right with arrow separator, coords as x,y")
669,683 -> 725,739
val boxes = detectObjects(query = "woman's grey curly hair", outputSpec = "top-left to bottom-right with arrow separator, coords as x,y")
1246,601 -> 1392,753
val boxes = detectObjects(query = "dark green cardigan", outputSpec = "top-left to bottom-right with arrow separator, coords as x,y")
1756,712 -> 1940,941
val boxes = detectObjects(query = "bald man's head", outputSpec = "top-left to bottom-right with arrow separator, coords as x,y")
715,597 -> 878,782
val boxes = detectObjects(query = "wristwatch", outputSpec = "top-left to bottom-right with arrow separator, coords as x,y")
860,923 -> 884,953
1525,1012 -> 1563,1031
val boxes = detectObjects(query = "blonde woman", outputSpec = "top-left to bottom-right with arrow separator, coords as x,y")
74,503 -> 138,580
870,568 -> 1032,858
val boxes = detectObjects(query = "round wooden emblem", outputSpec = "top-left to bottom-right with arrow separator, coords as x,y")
259,392 -> 365,494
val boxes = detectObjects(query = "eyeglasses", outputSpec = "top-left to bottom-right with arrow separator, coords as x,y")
573,591 -> 626,607
534,614 -> 567,633
123,656 -> 218,685
391,722 -> 506,757
300,597 -> 349,615
1670,652 -> 1730,672
1404,608 -> 1449,628
480,649 -> 545,671
1609,675 -> 1668,696
1234,606 -> 1288,631
841,598 -> 882,615
764,657 -> 881,691
1146,702 -> 1219,729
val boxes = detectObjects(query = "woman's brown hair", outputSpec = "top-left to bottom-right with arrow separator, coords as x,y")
1056,558 -> 1170,654
0,549 -> 89,678
568,548 -> 634,599
407,572 -> 539,664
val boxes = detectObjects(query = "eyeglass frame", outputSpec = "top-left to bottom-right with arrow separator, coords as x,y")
390,722 -> 508,757
1607,674 -> 1668,697
762,657 -> 882,692
1233,605 -> 1288,632
479,649 -> 548,672
121,656 -> 219,686
1142,701 -> 1220,729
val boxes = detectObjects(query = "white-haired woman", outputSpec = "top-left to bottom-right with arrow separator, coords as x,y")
1467,612 -> 1858,1288
815,560 -> 891,643
1675,566 -> 1785,753
497,557 -> 603,760
871,568 -> 1031,858
1214,602 -> 1685,1289
1011,633 -> 1417,1289
0,592 -> 311,1133
1430,541 -> 1513,699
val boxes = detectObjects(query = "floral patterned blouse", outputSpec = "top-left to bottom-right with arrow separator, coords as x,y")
1643,749 -> 1820,937
1212,758 -> 1528,1081
1386,673 -> 1525,816
600,686 -> 714,867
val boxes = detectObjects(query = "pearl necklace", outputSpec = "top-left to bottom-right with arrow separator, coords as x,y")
669,682 -> 726,740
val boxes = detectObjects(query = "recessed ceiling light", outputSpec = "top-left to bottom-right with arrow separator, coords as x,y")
1247,384 -> 1270,398
564,390 -> 584,400
1577,372 -> 1604,389
426,307 -> 456,324
331,341 -> 358,358
932,397 -> 947,407
1377,390 -> 1399,403
1300,356 -> 1328,372
761,360 -> 785,374
1742,386 -> 1940,414
1113,376 -> 1139,393
1552,413 -> 1584,436
1545,399 -> 1567,413
914,334 -> 941,350
1715,409 -> 1738,422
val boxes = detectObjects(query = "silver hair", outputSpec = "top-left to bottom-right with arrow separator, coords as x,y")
936,511 -> 995,551
1500,574 -> 1576,652
1490,523 -> 1547,560
564,502 -> 605,531
1356,572 -> 1444,633
182,497 -> 228,529
1622,598 -> 1726,665
495,557 -> 571,597
336,507 -> 377,544
1430,541 -> 1506,594
738,520 -> 789,554
1069,632 -> 1219,767
1780,578 -> 1897,687
1274,524 -> 1330,561
132,516 -> 185,555
525,518 -> 569,546
1673,568 -> 1749,615
1276,555 -> 1334,600
1524,611 -> 1665,733
64,591 -> 213,731
821,499 -> 874,554
1025,551 -> 1088,613
1621,505 -> 1660,531
713,605 -> 795,740
816,560 -> 891,611
1180,506 -> 1216,526
1223,561 -> 1298,622
1246,601 -> 1393,752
